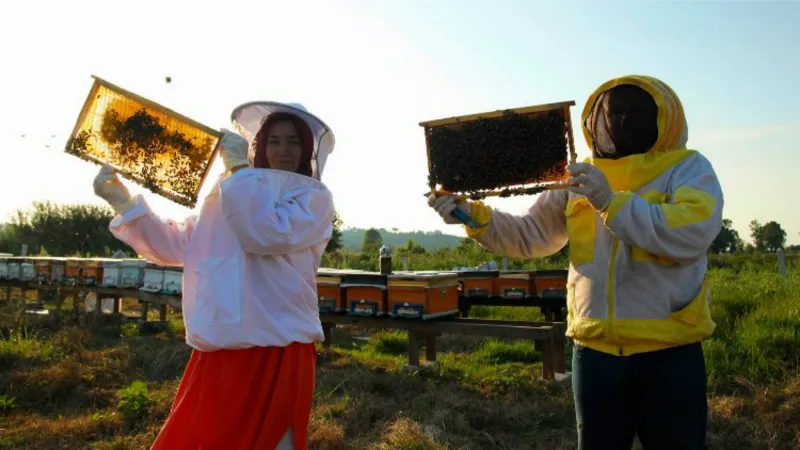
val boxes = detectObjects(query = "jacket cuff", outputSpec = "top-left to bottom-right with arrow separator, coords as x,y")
601,191 -> 633,226
465,201 -> 492,240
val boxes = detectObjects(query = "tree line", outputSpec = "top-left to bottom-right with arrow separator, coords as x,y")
0,201 -> 794,264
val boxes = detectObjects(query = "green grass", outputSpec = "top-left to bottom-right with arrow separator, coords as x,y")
0,262 -> 798,449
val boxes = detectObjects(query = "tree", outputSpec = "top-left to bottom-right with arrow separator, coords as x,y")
361,228 -> 384,255
710,219 -> 743,254
750,219 -> 787,252
325,211 -> 343,253
761,221 -> 787,252
1,201 -> 135,257
395,238 -> 428,257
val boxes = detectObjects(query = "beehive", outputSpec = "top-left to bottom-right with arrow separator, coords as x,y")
0,255 -> 9,280
316,268 -> 357,313
420,101 -> 576,201
497,270 -> 535,299
65,76 -> 222,208
534,269 -> 568,298
162,268 -> 183,295
50,258 -> 66,284
387,271 -> 460,320
101,259 -> 122,287
343,273 -> 388,317
140,264 -> 165,293
7,259 -> 21,280
65,258 -> 82,284
120,259 -> 147,288
457,270 -> 499,298
35,257 -> 52,283
20,259 -> 36,281
80,259 -> 105,286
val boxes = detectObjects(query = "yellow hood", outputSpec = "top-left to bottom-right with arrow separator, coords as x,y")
582,75 -> 688,155
581,75 -> 693,192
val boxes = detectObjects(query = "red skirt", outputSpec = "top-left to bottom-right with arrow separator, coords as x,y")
151,342 -> 317,450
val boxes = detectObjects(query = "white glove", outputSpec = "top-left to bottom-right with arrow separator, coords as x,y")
428,194 -> 472,225
567,163 -> 614,211
219,128 -> 249,172
93,164 -> 135,215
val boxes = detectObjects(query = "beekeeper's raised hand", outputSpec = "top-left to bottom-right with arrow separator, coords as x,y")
219,128 -> 249,172
93,164 -> 135,215
567,163 -> 614,211
428,193 -> 472,225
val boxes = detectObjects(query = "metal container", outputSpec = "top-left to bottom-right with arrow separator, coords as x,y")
140,264 -> 165,293
119,259 -> 147,288
101,259 -> 122,287
162,268 -> 183,295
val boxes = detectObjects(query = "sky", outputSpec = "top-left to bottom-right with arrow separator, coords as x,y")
1,0 -> 798,246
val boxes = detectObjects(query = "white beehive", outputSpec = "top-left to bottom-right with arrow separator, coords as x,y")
0,256 -> 9,280
120,259 -> 147,288
50,258 -> 66,284
101,260 -> 122,287
7,259 -> 22,280
162,269 -> 183,295
140,265 -> 165,293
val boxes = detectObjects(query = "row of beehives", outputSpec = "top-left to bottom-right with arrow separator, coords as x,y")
0,256 -> 183,296
315,268 -> 568,320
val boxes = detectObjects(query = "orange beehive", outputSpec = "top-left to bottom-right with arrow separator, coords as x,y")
497,270 -> 535,299
80,259 -> 106,286
343,273 -> 388,317
65,258 -> 82,284
534,269 -> 568,298
457,270 -> 499,298
34,257 -> 52,283
316,268 -> 350,313
388,271 -> 460,320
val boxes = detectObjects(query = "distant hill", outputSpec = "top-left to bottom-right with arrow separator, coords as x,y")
341,227 -> 462,252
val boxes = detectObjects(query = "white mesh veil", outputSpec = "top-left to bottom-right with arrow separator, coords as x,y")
230,102 -> 335,180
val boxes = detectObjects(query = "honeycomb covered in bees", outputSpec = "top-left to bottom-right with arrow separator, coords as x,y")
422,103 -> 575,198
66,77 -> 222,208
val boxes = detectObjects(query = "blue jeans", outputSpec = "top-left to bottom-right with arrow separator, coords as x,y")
572,342 -> 707,450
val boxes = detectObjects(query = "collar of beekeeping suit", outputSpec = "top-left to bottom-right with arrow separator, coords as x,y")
230,101 -> 335,180
579,75 -> 693,192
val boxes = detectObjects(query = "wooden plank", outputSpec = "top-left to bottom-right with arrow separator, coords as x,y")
425,333 -> 438,362
322,323 -> 334,349
419,101 -> 577,128
408,332 -> 420,367
320,314 -> 554,340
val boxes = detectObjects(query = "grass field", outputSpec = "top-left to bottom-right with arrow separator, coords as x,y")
0,264 -> 798,449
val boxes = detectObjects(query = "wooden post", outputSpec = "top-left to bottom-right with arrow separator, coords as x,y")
94,295 -> 103,325
407,332 -> 421,367
425,333 -> 438,363
322,322 -> 334,349
540,336 -> 555,380
140,302 -> 149,322
113,297 -> 121,315
552,323 -> 567,375
159,304 -> 168,321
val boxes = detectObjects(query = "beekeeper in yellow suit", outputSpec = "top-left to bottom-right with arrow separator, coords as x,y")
429,75 -> 722,450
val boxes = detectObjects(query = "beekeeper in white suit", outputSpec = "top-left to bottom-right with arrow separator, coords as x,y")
93,102 -> 335,450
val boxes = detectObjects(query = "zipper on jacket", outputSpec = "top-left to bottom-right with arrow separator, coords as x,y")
606,237 -> 619,346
